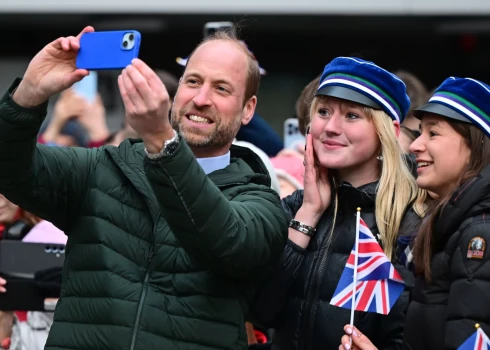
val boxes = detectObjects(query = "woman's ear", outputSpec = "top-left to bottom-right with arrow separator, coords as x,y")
393,120 -> 401,138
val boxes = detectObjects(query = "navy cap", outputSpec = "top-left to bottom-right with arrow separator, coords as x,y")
415,77 -> 490,138
316,57 -> 410,123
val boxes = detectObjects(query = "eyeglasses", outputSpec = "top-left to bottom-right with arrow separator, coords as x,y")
401,125 -> 421,139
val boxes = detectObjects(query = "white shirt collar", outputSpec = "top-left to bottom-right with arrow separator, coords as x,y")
196,152 -> 231,175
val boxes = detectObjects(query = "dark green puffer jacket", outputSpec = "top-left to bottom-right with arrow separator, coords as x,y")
0,79 -> 288,350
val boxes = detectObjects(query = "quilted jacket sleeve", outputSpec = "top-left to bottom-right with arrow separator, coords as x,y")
444,219 -> 490,349
144,139 -> 288,280
0,80 -> 96,231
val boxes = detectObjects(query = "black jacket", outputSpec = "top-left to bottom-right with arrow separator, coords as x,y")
404,165 -> 490,350
252,181 -> 421,350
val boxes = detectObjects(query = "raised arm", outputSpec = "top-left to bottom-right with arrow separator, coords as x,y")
144,139 -> 287,279
0,26 -> 98,230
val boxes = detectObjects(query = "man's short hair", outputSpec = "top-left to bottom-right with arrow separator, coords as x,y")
184,27 -> 261,105
155,70 -> 179,100
295,75 -> 321,136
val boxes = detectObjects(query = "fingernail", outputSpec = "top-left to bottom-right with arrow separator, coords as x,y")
346,327 -> 352,335
353,329 -> 359,337
344,343 -> 351,350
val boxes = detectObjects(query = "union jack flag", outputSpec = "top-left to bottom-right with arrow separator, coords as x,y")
458,326 -> 490,350
329,218 -> 405,315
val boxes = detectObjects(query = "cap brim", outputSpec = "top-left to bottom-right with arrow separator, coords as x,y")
315,85 -> 382,110
414,102 -> 471,123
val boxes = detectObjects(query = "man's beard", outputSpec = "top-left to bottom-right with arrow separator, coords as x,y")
170,104 -> 242,149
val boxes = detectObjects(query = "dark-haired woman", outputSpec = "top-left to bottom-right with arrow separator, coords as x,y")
340,77 -> 490,350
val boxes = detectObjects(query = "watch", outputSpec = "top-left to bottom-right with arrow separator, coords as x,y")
145,130 -> 180,160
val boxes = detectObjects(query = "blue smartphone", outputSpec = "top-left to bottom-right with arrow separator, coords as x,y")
76,30 -> 141,70
73,71 -> 97,103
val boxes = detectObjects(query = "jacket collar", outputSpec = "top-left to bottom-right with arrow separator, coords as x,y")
336,181 -> 378,213
207,144 -> 271,187
105,139 -> 272,191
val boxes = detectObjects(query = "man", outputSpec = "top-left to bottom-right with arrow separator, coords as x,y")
0,26 -> 287,350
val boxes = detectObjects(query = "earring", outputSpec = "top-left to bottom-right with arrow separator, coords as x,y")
377,155 -> 383,161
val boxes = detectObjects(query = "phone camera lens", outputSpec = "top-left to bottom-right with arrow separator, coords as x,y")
123,41 -> 128,48
129,34 -> 134,41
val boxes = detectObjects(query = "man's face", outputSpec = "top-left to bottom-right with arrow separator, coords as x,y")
171,40 -> 256,156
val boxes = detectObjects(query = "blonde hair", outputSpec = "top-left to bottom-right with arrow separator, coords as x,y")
309,97 -> 427,259
369,109 -> 426,258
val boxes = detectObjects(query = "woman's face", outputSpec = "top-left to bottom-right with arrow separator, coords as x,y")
409,114 -> 471,197
0,194 -> 19,224
310,97 -> 381,182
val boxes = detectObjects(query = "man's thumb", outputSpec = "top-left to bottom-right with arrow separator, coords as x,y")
65,69 -> 89,88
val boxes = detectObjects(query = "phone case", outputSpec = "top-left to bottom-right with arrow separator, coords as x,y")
76,30 -> 141,70
284,118 -> 306,150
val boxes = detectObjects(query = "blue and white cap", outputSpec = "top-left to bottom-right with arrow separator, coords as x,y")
316,57 -> 410,123
415,77 -> 490,138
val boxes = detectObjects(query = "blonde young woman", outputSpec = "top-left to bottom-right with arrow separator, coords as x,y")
252,57 -> 426,350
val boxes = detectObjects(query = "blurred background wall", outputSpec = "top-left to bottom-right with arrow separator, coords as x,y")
1,0 -> 489,136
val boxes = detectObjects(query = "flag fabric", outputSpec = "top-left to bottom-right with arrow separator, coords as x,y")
330,218 -> 405,315
458,327 -> 490,350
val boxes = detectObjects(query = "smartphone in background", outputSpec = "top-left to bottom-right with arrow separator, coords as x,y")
76,30 -> 141,70
284,118 -> 306,150
203,21 -> 234,38
73,71 -> 98,103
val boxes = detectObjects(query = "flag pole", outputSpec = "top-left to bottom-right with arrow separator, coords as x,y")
350,207 -> 361,346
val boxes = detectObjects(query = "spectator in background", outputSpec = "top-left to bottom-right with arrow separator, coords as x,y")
270,149 -> 304,199
155,69 -> 179,101
235,113 -> 284,157
394,70 -> 429,153
39,88 -> 109,147
7,221 -> 66,350
0,194 -> 42,349
295,75 -> 321,136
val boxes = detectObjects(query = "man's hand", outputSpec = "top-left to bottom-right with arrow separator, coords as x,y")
118,59 -> 174,153
13,26 -> 94,108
